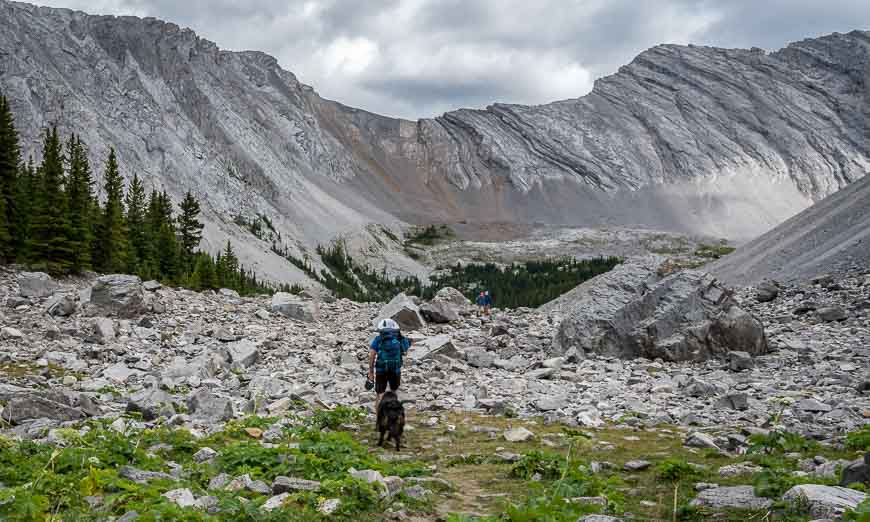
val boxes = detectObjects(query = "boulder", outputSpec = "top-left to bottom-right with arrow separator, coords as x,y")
465,346 -> 496,368
420,300 -> 460,323
272,476 -> 321,494
728,351 -> 754,371
503,427 -> 534,442
126,388 -> 175,421
840,453 -> 870,487
407,335 -> 461,362
18,272 -> 57,298
816,306 -> 847,322
691,485 -> 773,510
782,485 -> 867,518
373,293 -> 425,331
90,275 -> 145,318
578,516 -> 623,522
46,294 -> 76,317
270,292 -> 318,322
142,280 -> 162,291
432,287 -> 472,310
548,257 -> 768,362
0,393 -> 86,424
716,393 -> 749,411
262,493 -> 291,512
187,390 -> 234,422
756,281 -> 780,303
120,466 -> 178,484
92,318 -> 116,344
685,432 -> 720,450
162,488 -> 197,508
226,339 -> 259,368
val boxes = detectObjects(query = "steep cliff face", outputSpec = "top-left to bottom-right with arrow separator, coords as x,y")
1,0 -> 868,283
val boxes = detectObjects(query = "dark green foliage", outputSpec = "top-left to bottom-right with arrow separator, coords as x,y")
65,135 -> 94,272
307,406 -> 366,431
94,148 -> 130,273
178,190 -> 204,267
510,451 -> 564,480
844,499 -> 870,522
748,431 -> 819,455
0,92 -> 275,297
0,95 -> 19,261
405,224 -> 452,246
27,127 -> 75,274
423,257 -> 623,308
846,425 -> 870,451
694,242 -> 736,259
656,457 -> 698,482
753,467 -> 837,498
125,173 -> 147,271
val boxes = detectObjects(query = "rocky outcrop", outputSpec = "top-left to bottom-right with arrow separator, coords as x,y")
373,294 -> 426,331
1,0 -> 869,283
270,293 -> 318,322
18,272 -> 57,298
89,275 -> 145,318
548,257 -> 768,361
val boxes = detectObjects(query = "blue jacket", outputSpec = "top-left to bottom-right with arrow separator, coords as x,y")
476,295 -> 486,306
370,330 -> 410,374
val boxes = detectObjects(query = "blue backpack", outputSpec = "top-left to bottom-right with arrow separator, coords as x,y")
377,333 -> 404,372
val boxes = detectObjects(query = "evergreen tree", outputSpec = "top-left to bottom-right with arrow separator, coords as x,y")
178,190 -> 204,268
15,157 -> 35,259
143,190 -> 178,281
27,127 -> 74,274
0,94 -> 20,261
94,149 -> 129,273
66,135 -> 94,272
125,173 -> 147,272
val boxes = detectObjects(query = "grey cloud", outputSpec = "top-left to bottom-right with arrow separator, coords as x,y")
39,0 -> 870,119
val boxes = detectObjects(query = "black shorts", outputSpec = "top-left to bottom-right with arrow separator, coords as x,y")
375,371 -> 400,393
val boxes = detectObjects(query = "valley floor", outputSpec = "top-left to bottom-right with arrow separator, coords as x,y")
0,265 -> 868,520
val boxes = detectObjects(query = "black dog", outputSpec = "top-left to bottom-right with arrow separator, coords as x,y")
376,391 -> 405,451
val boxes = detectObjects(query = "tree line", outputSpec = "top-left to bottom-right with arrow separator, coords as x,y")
421,257 -> 623,308
0,91 -> 273,295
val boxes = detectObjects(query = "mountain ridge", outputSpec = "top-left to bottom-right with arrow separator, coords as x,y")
1,0 -> 869,283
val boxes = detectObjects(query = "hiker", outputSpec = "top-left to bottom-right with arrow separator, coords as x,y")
368,318 -> 411,410
476,291 -> 487,315
484,290 -> 493,315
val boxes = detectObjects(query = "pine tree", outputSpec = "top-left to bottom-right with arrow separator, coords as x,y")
0,94 -> 20,261
28,127 -> 74,274
94,149 -> 129,273
66,135 -> 94,272
178,190 -> 204,268
125,173 -> 147,273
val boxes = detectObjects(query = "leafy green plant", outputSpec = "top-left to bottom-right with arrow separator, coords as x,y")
846,425 -> 870,451
844,499 -> 870,522
307,406 -> 365,431
748,430 -> 819,455
510,451 -> 564,480
656,458 -> 697,482
753,468 -> 837,498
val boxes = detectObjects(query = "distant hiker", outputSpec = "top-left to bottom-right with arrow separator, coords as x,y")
476,291 -> 487,314
369,318 -> 411,410
484,291 -> 493,314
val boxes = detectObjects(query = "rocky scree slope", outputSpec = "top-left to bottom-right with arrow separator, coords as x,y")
711,171 -> 870,286
0,265 -> 866,445
1,0 -> 870,280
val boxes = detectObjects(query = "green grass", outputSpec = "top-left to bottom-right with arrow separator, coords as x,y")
0,408 -> 861,522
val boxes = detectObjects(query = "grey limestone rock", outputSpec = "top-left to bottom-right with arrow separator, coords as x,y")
18,272 -> 57,298
548,257 -> 768,362
691,485 -> 773,510
270,293 -> 318,322
90,275 -> 145,318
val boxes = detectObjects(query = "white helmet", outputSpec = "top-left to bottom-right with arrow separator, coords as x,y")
377,318 -> 400,331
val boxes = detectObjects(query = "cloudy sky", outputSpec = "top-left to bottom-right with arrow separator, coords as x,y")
41,0 -> 870,119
